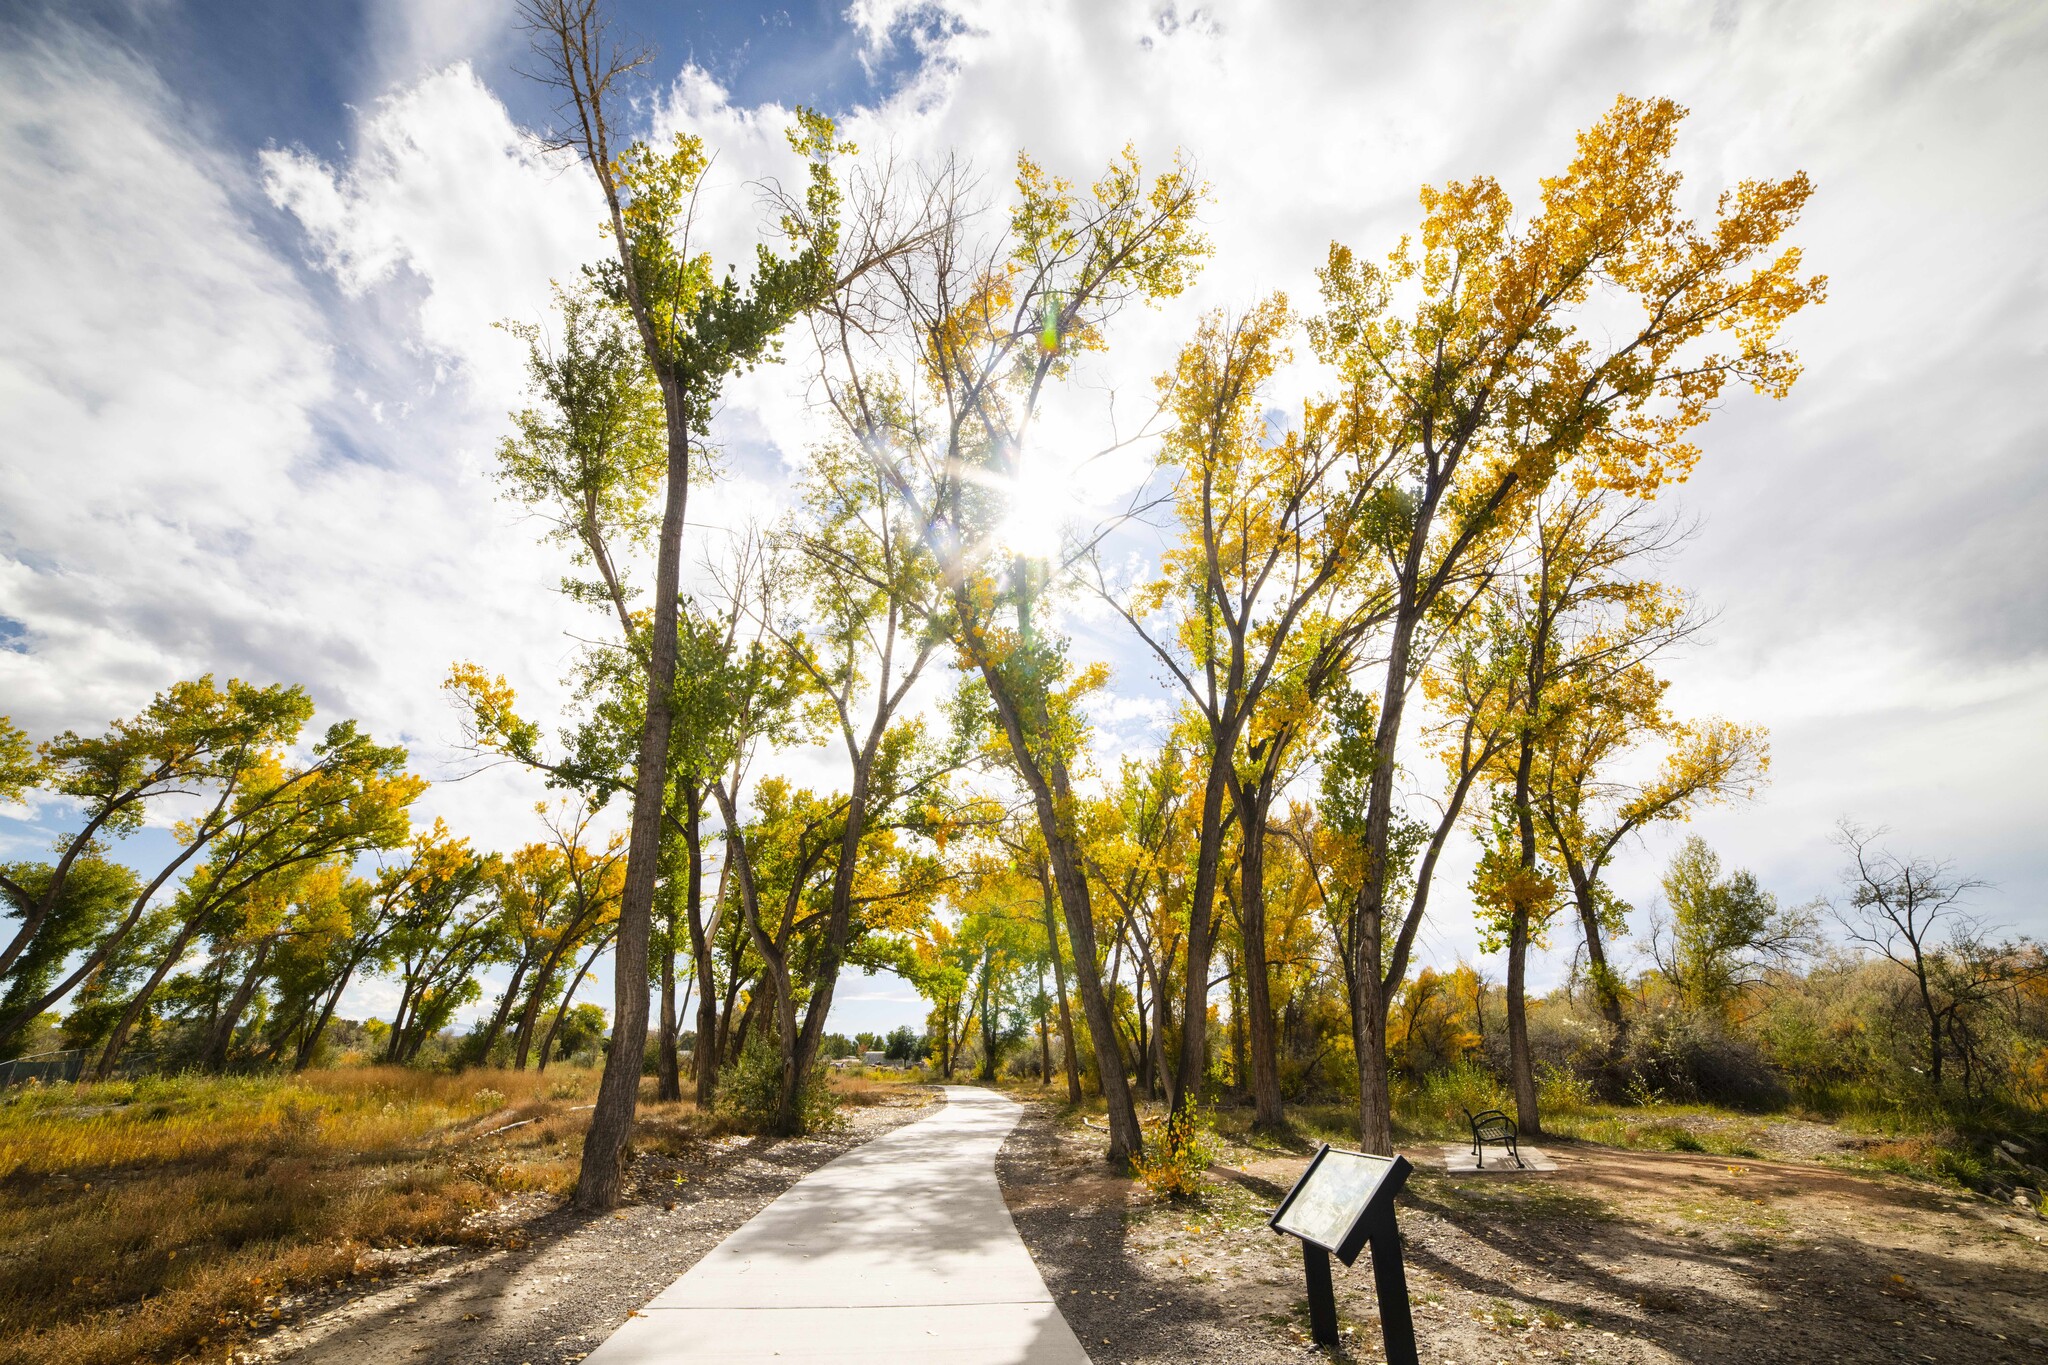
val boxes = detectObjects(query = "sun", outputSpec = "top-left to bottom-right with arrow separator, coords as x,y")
996,474 -> 1067,561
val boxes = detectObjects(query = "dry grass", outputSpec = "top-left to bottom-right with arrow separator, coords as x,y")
825,1070 -> 927,1108
0,1066 -> 933,1364
0,1066 -> 631,1365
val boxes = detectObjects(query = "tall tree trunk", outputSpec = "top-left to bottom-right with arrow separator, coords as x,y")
1228,948 -> 1247,1100
1036,962 -> 1052,1086
1350,600 -> 1421,1156
1038,872 -> 1082,1103
976,669 -> 1141,1166
1353,950 -> 1393,1153
657,933 -> 680,1099
1508,733 -> 1542,1136
1148,955 -> 1171,1103
1170,760 -> 1232,1117
1240,799 -> 1285,1127
573,399 -> 688,1210
977,958 -> 999,1082
658,791 -> 700,1103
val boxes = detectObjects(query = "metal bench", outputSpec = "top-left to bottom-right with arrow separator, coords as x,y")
1463,1107 -> 1524,1169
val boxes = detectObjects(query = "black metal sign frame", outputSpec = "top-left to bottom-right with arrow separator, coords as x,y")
1267,1144 -> 1418,1364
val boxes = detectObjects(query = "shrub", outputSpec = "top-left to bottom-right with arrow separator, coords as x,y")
715,1037 -> 836,1134
1538,1064 -> 1595,1118
1132,1102 -> 1214,1199
1619,1006 -> 1783,1109
1420,1060 -> 1511,1129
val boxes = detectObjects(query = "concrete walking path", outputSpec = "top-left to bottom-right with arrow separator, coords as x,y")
585,1086 -> 1092,1365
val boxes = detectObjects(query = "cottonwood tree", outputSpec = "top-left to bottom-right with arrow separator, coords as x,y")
90,729 -> 419,1077
520,0 -> 854,1207
1457,495 -> 1766,1052
811,145 -> 1210,1167
1649,835 -> 1816,1016
1469,491 -> 1728,1131
1308,95 -> 1823,1153
1102,297 -> 1392,1127
749,443 -> 957,1131
0,678 -> 318,1046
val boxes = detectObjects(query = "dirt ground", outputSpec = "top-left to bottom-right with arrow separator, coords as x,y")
244,1090 -> 936,1365
996,1101 -> 2048,1365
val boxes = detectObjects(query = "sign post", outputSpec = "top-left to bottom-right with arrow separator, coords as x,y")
1268,1144 -> 1419,1365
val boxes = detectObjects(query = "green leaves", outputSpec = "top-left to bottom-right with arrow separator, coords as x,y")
0,718 -> 38,805
497,285 -> 664,618
596,110 -> 849,430
39,677 -> 316,836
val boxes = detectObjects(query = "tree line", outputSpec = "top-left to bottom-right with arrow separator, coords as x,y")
0,687 -> 641,1079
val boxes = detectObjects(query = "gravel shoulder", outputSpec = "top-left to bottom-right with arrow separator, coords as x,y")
250,1090 -> 938,1365
996,1098 -> 2048,1365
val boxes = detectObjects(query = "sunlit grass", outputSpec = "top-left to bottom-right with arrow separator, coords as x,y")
0,1066 -> 624,1365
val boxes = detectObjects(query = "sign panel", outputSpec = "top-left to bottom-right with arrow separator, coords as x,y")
1271,1148 -> 1399,1251
1268,1144 -> 1419,1364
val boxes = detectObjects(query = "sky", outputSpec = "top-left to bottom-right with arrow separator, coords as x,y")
1,0 -> 2044,1042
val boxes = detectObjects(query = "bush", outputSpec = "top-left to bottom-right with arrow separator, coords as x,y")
1133,1102 -> 1214,1199
715,1037 -> 836,1134
1538,1063 -> 1595,1118
1419,1060 -> 1511,1129
1619,1006 -> 1783,1109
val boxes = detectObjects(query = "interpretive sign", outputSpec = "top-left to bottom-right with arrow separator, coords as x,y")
1268,1144 -> 1417,1362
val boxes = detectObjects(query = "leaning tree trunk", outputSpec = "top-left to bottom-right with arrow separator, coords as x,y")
1566,871 -> 1629,1044
93,915 -> 205,1080
201,939 -> 273,1073
473,959 -> 532,1069
539,930 -> 615,1072
973,654 -> 1142,1167
295,956 -> 365,1072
